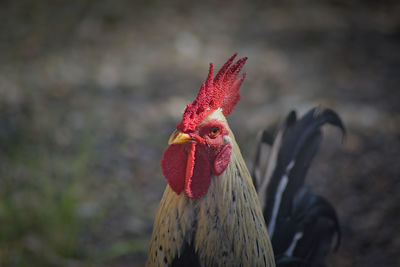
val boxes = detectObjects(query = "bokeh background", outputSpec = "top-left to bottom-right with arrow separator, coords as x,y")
1,0 -> 399,266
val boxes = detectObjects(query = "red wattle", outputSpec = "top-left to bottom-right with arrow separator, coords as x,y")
161,144 -> 186,194
213,144 -> 232,175
161,143 -> 212,199
185,143 -> 211,198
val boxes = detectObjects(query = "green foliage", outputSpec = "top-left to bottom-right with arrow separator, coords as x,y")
0,144 -> 87,266
0,98 -> 150,266
0,177 -> 82,266
0,98 -> 91,266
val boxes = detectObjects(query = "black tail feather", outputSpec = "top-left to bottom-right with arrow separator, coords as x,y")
253,107 -> 345,267
293,189 -> 341,251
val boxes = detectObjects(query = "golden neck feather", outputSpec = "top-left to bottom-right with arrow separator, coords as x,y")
147,117 -> 275,267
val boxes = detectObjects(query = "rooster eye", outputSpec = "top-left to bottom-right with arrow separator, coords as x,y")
209,127 -> 221,138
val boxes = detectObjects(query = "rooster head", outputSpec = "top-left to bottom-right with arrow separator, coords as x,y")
161,54 -> 247,199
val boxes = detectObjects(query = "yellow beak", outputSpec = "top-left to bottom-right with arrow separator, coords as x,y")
168,130 -> 194,145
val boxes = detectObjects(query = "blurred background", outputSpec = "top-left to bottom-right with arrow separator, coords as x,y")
1,0 -> 399,266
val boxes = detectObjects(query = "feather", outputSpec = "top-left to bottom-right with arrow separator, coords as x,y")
253,107 -> 345,267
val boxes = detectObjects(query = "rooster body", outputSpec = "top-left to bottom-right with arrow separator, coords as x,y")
147,54 -> 343,267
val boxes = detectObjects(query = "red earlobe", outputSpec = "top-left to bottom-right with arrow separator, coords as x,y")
213,144 -> 232,176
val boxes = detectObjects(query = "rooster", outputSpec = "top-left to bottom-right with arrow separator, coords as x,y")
147,54 -> 344,267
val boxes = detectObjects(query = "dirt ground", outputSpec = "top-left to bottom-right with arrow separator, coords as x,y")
1,1 -> 399,266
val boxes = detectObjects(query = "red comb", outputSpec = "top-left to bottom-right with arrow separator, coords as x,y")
177,54 -> 248,132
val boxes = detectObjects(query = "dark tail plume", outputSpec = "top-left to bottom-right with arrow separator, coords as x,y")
252,107 -> 345,267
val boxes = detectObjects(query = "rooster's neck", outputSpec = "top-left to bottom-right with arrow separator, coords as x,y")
147,128 -> 275,267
